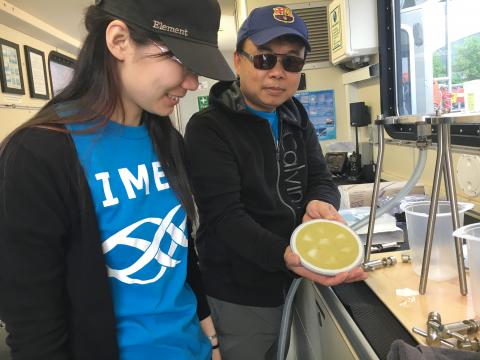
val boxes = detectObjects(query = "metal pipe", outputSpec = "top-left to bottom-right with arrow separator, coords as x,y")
234,0 -> 248,31
0,103 -> 42,111
412,327 -> 455,348
443,124 -> 467,295
445,0 -> 452,93
419,125 -> 444,294
351,147 -> 427,233
443,162 -> 449,201
351,147 -> 427,232
364,120 -> 385,262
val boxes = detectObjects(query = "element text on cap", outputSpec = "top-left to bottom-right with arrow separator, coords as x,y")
152,20 -> 189,37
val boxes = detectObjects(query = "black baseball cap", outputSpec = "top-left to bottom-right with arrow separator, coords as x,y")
237,5 -> 310,51
96,0 -> 235,81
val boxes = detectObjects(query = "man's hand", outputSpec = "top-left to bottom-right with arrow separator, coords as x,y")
284,246 -> 368,285
302,200 -> 345,224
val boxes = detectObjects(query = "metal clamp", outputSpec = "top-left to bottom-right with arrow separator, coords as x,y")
362,256 -> 397,272
412,312 -> 480,352
370,242 -> 401,253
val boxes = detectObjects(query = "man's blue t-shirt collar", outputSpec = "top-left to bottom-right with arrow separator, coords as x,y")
246,105 -> 279,143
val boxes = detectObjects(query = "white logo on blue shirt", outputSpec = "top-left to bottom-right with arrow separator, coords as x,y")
102,205 -> 187,284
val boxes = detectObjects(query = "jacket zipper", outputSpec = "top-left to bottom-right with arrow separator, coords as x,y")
269,119 -> 297,227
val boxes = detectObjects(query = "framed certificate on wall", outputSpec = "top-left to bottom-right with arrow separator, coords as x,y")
0,38 -> 25,95
24,45 -> 50,99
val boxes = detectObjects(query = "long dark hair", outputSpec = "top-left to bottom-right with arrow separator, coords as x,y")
0,5 -> 197,223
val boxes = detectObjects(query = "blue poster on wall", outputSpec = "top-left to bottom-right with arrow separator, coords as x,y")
294,90 -> 336,141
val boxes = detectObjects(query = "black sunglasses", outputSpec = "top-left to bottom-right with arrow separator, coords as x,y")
238,50 -> 305,73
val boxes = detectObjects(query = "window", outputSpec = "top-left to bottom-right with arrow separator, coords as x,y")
48,51 -> 75,96
397,0 -> 480,115
379,0 -> 480,147
399,28 -> 414,115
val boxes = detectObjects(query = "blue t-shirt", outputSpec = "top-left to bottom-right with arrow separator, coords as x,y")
246,105 -> 279,143
67,120 -> 210,360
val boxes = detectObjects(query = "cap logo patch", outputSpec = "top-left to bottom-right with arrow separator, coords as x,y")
272,7 -> 294,23
152,20 -> 189,37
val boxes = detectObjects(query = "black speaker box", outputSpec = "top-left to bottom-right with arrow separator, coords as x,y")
350,102 -> 370,127
298,73 -> 306,90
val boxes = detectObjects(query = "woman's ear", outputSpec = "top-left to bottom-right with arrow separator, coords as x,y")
105,20 -> 131,61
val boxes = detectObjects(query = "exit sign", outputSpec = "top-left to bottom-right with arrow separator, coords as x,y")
197,96 -> 209,110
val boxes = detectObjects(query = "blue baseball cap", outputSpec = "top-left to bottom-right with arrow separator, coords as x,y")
237,5 -> 310,51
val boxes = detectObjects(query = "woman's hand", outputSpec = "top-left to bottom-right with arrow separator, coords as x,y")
200,316 -> 222,360
212,347 -> 222,360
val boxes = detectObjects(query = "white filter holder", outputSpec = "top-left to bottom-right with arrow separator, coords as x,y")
290,219 -> 363,276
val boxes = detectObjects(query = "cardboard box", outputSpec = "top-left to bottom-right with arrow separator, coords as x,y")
339,181 -> 425,209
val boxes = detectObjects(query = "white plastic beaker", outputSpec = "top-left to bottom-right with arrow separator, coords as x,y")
453,223 -> 480,316
400,201 -> 474,281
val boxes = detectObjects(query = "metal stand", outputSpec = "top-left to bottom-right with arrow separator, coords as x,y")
364,115 -> 385,262
419,116 -> 466,295
364,115 -> 429,262
365,113 -> 472,295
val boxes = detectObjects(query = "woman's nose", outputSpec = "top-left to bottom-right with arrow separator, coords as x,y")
183,70 -> 199,91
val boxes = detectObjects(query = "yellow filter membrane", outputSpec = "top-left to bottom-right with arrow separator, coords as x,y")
291,220 -> 363,276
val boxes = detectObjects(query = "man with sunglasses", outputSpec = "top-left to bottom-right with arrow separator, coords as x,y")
185,5 -> 367,360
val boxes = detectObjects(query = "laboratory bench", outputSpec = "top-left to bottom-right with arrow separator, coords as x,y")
292,249 -> 477,360
2,224 -> 478,360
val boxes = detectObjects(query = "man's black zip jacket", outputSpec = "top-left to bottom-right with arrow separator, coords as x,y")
185,80 -> 340,307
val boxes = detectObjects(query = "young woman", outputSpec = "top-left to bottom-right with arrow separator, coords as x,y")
0,1 -> 234,359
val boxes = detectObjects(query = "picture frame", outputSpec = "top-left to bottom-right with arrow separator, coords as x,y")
48,51 -> 75,97
24,45 -> 50,99
0,38 -> 25,95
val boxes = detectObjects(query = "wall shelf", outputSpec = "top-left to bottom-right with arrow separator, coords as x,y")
342,63 -> 379,85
